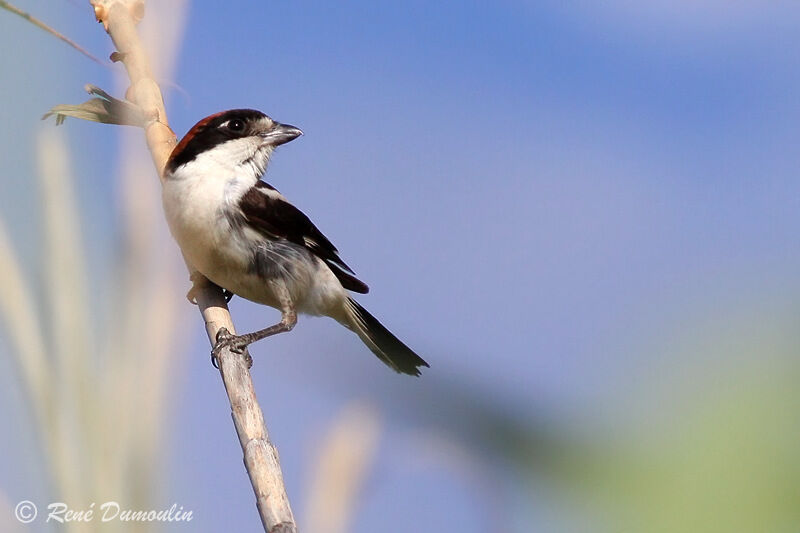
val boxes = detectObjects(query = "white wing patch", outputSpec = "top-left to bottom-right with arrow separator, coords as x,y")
255,183 -> 285,200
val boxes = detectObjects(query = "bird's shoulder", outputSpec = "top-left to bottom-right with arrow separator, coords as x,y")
237,181 -> 322,245
238,181 -> 369,293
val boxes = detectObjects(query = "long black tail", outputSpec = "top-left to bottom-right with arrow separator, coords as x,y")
344,298 -> 429,376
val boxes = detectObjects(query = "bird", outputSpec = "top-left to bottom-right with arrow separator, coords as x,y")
162,109 -> 429,376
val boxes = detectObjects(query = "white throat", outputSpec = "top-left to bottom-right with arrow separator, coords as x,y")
168,137 -> 274,210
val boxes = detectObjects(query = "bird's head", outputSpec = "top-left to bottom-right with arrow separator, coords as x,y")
165,109 -> 302,178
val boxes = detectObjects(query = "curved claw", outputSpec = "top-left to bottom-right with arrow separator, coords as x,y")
211,327 -> 251,368
211,327 -> 232,368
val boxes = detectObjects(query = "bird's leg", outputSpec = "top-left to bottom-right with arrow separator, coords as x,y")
211,283 -> 296,368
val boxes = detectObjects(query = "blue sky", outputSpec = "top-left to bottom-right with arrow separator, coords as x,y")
2,1 -> 800,532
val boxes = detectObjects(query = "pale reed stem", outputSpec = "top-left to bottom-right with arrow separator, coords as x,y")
88,1 -> 297,530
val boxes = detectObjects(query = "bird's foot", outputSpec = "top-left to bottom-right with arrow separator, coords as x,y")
211,327 -> 253,369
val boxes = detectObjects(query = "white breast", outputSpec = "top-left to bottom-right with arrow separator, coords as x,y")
162,148 -> 348,317
162,147 -> 258,287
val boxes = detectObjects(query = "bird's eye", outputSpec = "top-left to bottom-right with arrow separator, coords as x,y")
227,119 -> 245,132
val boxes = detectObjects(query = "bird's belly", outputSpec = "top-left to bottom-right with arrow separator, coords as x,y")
172,219 -> 344,315
163,183 -> 347,316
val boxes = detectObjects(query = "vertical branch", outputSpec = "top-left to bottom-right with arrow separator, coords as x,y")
88,1 -> 297,531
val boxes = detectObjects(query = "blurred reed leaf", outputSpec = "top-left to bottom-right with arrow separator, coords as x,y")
1,3 -> 187,531
42,84 -> 148,127
305,402 -> 381,533
0,220 -> 51,425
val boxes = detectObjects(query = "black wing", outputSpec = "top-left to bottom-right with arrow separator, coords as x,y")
238,181 -> 369,294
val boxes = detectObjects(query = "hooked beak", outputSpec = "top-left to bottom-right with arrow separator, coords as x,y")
260,123 -> 303,147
